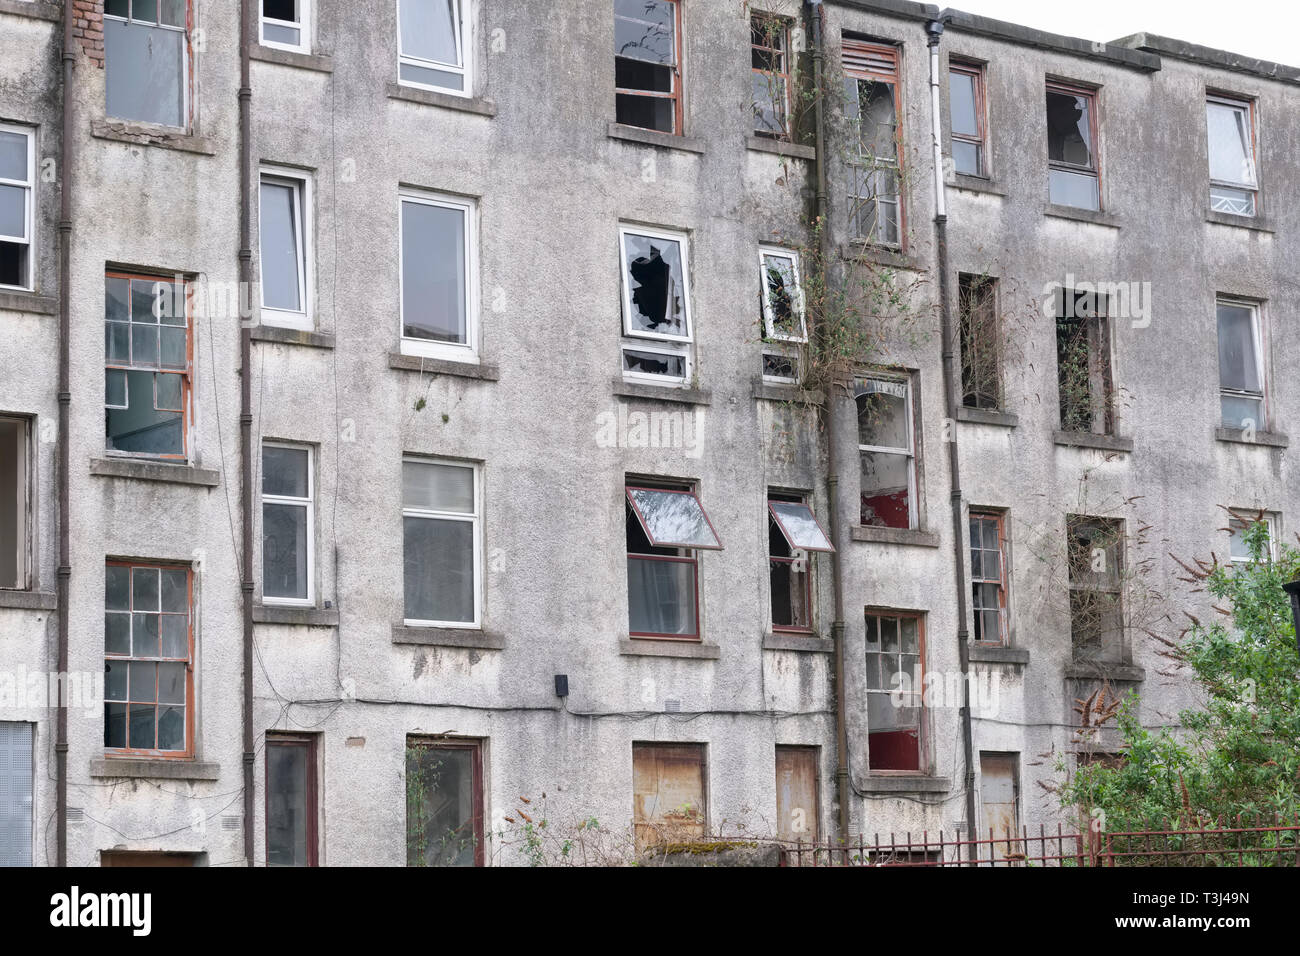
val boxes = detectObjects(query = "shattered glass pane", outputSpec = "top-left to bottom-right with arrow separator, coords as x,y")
622,233 -> 687,337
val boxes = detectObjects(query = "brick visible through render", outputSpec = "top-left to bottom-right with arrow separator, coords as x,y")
71,0 -> 105,68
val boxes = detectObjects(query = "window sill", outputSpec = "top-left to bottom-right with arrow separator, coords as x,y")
0,590 -> 56,611
619,638 -> 720,660
1205,210 -> 1273,233
1064,661 -> 1145,682
1215,426 -> 1288,448
745,135 -> 815,161
251,45 -> 334,73
90,758 -> 220,781
607,122 -> 705,154
392,625 -> 504,650
90,457 -> 220,487
752,378 -> 817,403
967,644 -> 1029,665
0,289 -> 57,315
91,120 -> 215,156
851,525 -> 940,547
957,406 -> 1017,427
763,632 -> 834,653
950,173 -> 1006,196
612,378 -> 711,406
1043,203 -> 1119,229
855,774 -> 950,794
1052,430 -> 1133,453
254,604 -> 339,627
388,351 -> 499,381
840,241 -> 924,272
0,0 -> 60,21
251,324 -> 335,349
385,82 -> 496,117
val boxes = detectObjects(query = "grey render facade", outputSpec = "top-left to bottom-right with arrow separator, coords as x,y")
0,0 -> 1294,865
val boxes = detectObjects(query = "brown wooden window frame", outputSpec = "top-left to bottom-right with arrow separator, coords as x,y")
405,736 -> 485,867
775,744 -> 820,843
1066,515 -> 1126,664
843,38 -> 904,247
104,269 -> 194,462
969,509 -> 1008,646
614,0 -> 684,136
103,560 -> 195,760
264,731 -> 319,867
1045,79 -> 1101,211
751,11 -> 792,139
0,415 -> 32,591
948,59 -> 986,177
1054,287 -> 1115,437
864,607 -> 926,774
958,272 -> 1000,410
103,0 -> 197,132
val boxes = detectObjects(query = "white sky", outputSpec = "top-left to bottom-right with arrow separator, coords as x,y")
946,0 -> 1300,69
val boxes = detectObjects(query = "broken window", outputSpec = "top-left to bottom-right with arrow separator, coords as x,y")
104,0 -> 191,129
759,247 -> 806,342
615,0 -> 682,134
1226,509 -> 1275,565
104,562 -> 193,757
1216,298 -> 1266,432
1207,95 -> 1257,216
266,733 -> 318,866
970,510 -> 1007,645
0,722 -> 32,867
0,417 -> 30,591
775,745 -> 819,843
769,493 -> 833,633
402,458 -> 480,627
259,170 -> 311,328
626,482 -> 721,640
104,271 -> 191,459
856,375 -> 916,529
1045,81 -> 1099,210
1066,516 -> 1124,663
1054,287 -> 1113,435
619,225 -> 692,383
751,13 -> 791,138
632,742 -> 705,851
262,443 -> 314,605
406,737 -> 484,866
948,60 -> 985,176
865,610 -> 923,772
844,40 -> 902,244
0,124 -> 34,290
979,752 -> 1020,854
399,191 -> 476,360
959,273 -> 999,409
398,0 -> 470,94
761,350 -> 798,383
261,0 -> 310,53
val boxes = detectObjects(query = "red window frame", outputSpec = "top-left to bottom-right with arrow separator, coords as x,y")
970,510 -> 1008,646
104,269 -> 194,461
264,732 -> 319,867
1046,79 -> 1101,207
405,736 -> 485,867
625,482 -> 718,642
843,38 -> 905,246
768,494 -> 829,634
751,12 -> 792,138
614,0 -> 684,136
864,608 -> 926,773
948,59 -> 986,176
103,561 -> 195,760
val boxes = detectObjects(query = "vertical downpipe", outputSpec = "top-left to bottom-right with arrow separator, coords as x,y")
55,0 -> 75,868
238,0 -> 256,867
806,0 -> 851,848
925,18 -> 978,863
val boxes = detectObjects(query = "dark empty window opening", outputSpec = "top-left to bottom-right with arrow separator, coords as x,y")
0,417 -> 30,591
751,13 -> 791,138
615,0 -> 682,134
1066,515 -> 1125,663
1046,81 -> 1099,210
1055,288 -> 1113,435
959,273 -> 1000,410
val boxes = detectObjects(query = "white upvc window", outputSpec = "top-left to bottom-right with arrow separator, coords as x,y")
261,0 -> 311,53
259,168 -> 312,330
0,123 -> 35,291
759,245 -> 806,342
1215,297 -> 1266,432
402,457 -> 482,628
1227,510 -> 1276,566
262,442 -> 315,606
398,0 -> 471,97
618,224 -> 693,385
1207,95 -> 1258,216
398,190 -> 478,363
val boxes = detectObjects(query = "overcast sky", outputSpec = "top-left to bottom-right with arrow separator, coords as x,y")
947,0 -> 1298,68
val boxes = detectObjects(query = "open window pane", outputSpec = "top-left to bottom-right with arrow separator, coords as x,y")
259,179 -> 303,313
769,501 -> 833,552
761,252 -> 804,341
1216,302 -> 1261,393
401,200 -> 468,345
1207,101 -> 1255,188
626,487 -> 721,550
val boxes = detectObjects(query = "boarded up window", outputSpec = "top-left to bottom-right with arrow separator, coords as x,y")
775,746 -> 819,842
979,752 -> 1019,861
632,742 -> 705,851
406,738 -> 484,867
0,722 -> 32,867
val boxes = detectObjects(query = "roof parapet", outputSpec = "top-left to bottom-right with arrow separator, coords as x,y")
1111,32 -> 1300,87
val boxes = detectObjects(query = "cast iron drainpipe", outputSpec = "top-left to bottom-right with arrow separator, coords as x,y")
55,0 -> 75,868
925,18 -> 979,864
806,0 -> 852,849
239,0 -> 255,866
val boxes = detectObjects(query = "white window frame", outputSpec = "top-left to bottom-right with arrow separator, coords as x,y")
260,0 -> 312,54
758,245 -> 807,343
103,1 -> 192,130
259,168 -> 313,331
1216,296 -> 1266,431
618,224 -> 693,385
261,441 -> 315,607
857,375 -> 917,530
0,123 -> 35,292
1206,94 -> 1258,216
622,341 -> 690,385
397,0 -> 472,98
1227,510 -> 1276,565
398,190 -> 479,363
0,416 -> 31,591
761,347 -> 799,384
401,456 -> 482,629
